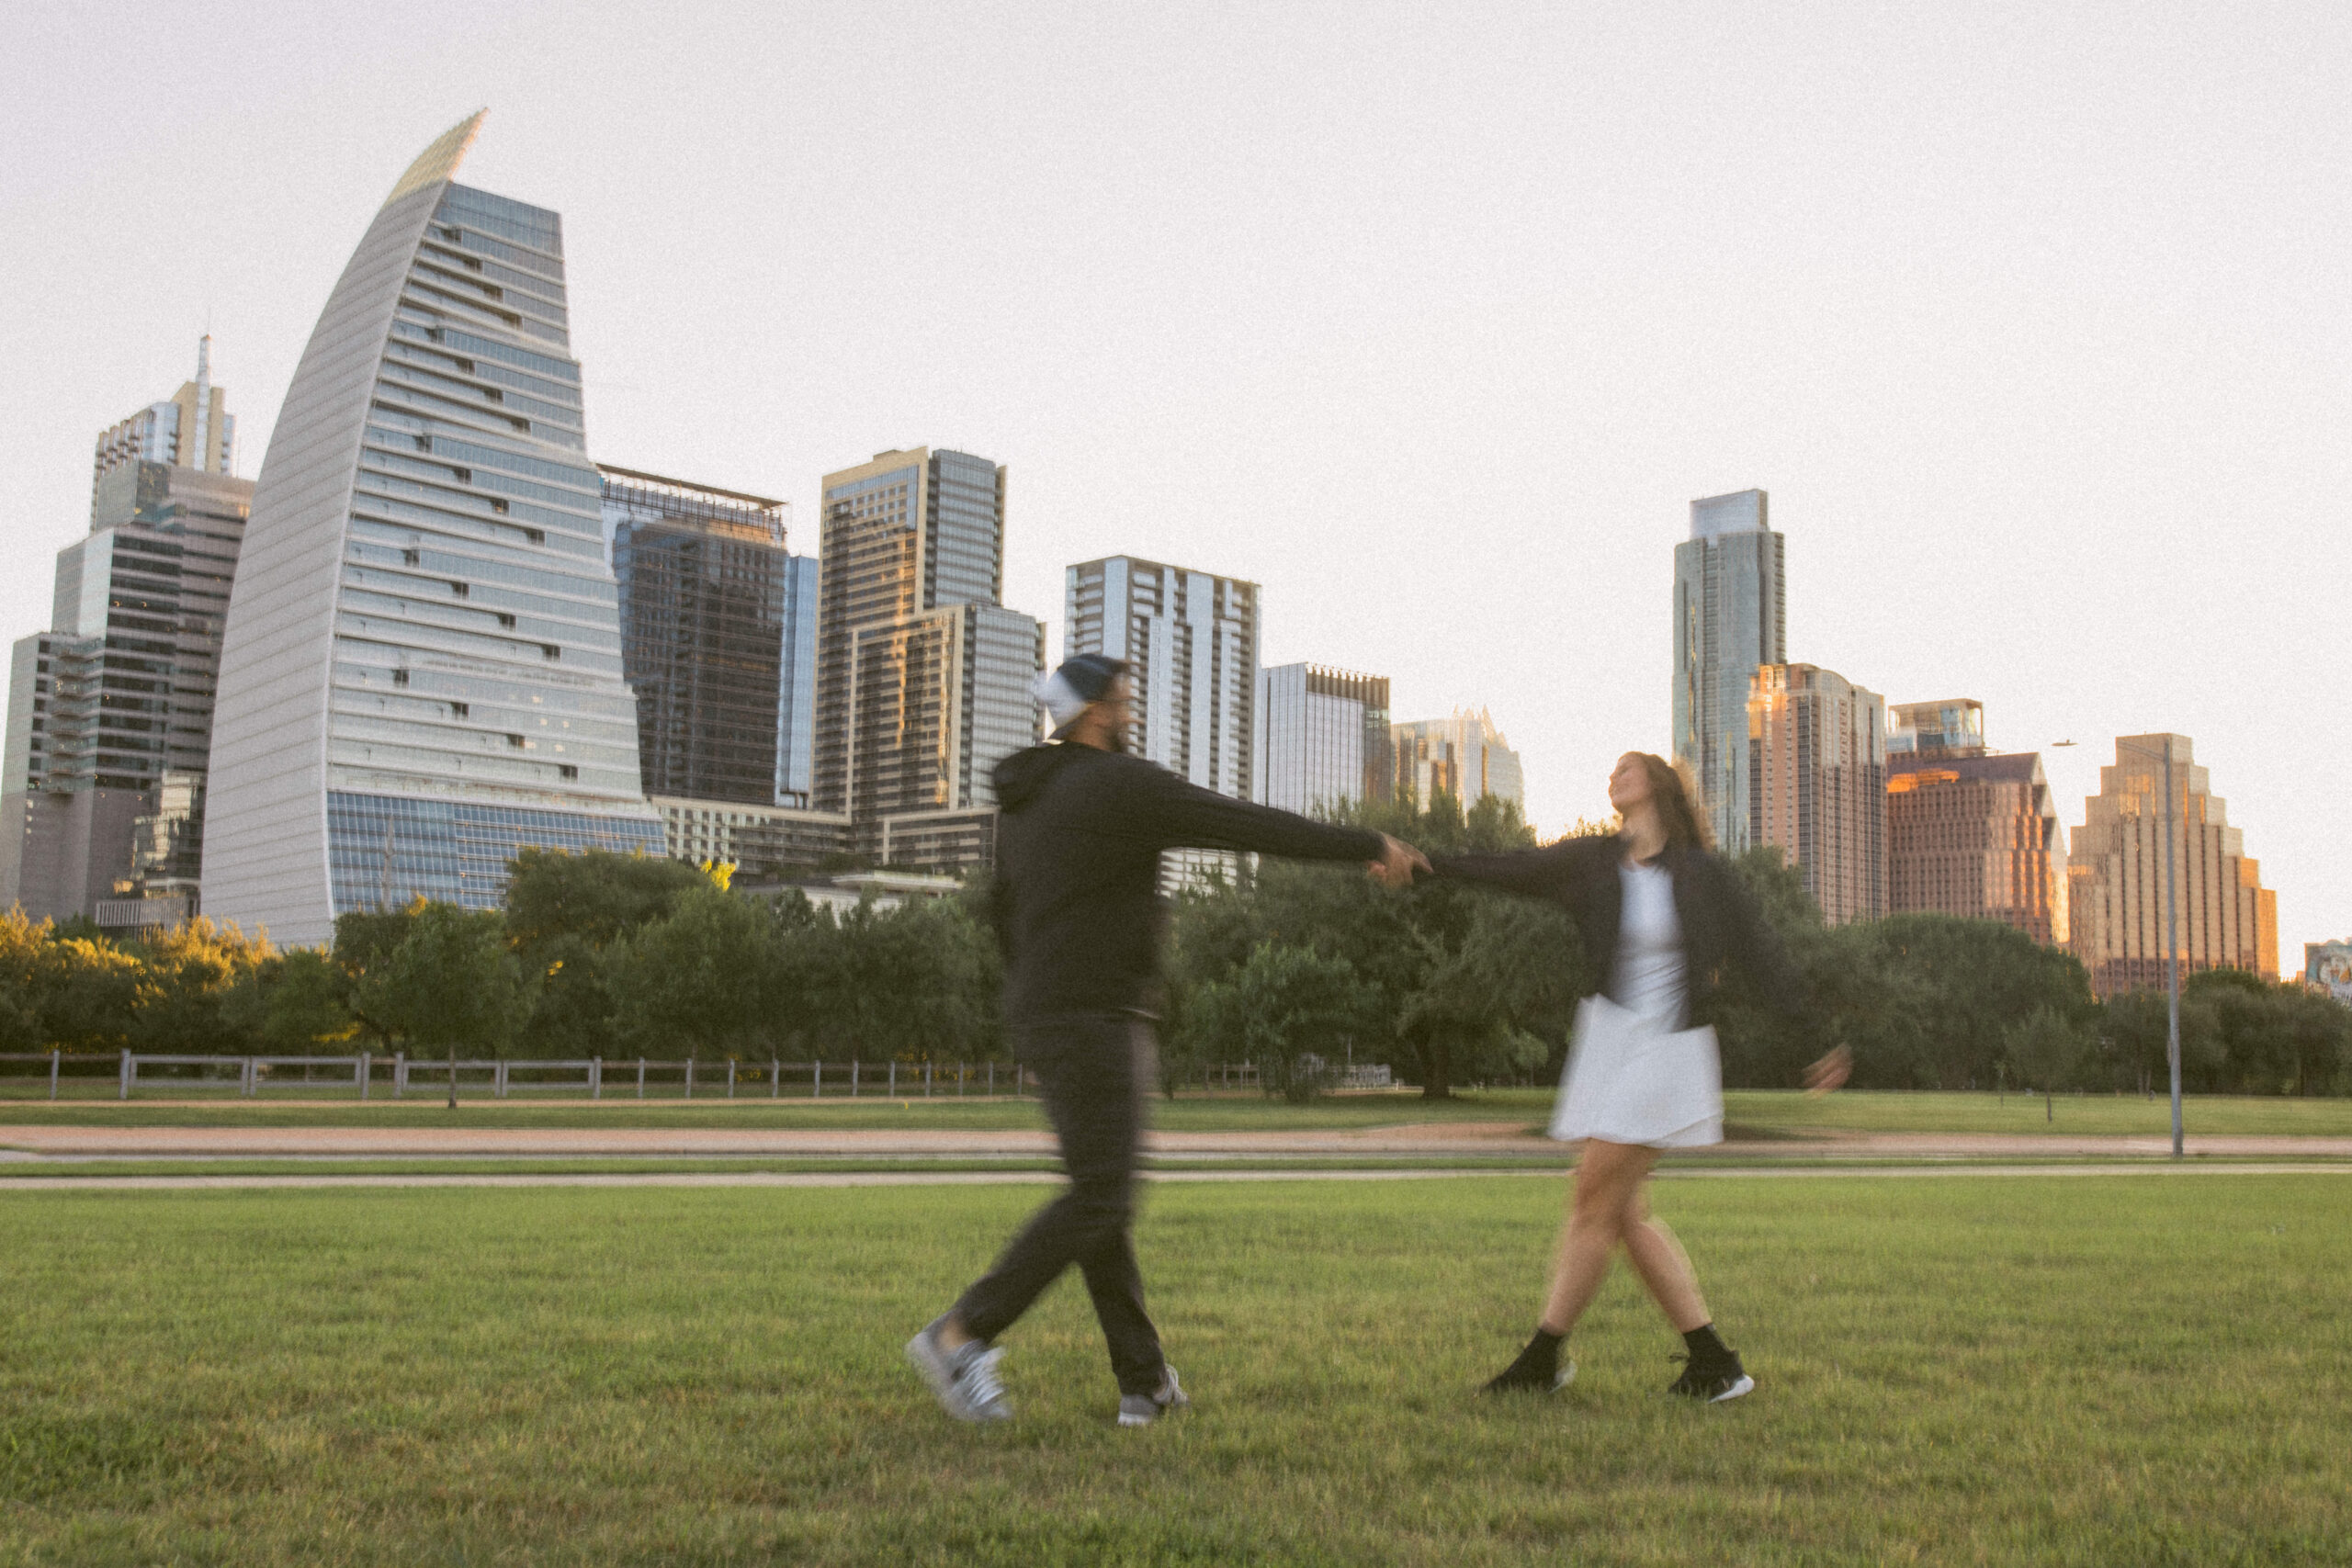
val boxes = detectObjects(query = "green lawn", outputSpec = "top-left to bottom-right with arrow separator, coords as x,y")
1,1175 -> 2343,1564
6,1086 -> 2352,1137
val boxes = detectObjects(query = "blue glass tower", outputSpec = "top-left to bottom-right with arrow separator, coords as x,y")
206,115 -> 658,944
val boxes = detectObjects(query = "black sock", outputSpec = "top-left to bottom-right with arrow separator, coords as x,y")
1682,1323 -> 1730,1364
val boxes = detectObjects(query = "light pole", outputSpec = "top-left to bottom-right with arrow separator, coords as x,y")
2057,735 -> 2182,1156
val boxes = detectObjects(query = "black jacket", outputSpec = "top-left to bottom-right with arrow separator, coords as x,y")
989,743 -> 1386,1023
1432,835 -> 1805,1023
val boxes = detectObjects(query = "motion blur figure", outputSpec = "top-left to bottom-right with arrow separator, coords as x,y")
906,654 -> 1425,1427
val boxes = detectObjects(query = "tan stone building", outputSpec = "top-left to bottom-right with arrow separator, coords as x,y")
2066,734 -> 2277,996
1747,663 -> 1885,925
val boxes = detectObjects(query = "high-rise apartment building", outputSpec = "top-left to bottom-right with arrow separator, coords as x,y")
1065,557 -> 1256,798
2067,735 -> 2278,996
603,467 -> 818,808
91,334 -> 236,510
1883,700 -> 2063,944
203,115 -> 661,946
1747,662 -> 1885,924
1392,708 -> 1524,812
1673,489 -> 1784,854
2,344 -> 254,929
813,447 -> 1043,869
1253,663 -> 1391,817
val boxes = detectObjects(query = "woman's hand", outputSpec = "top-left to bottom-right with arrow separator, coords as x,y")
1803,1044 -> 1851,1098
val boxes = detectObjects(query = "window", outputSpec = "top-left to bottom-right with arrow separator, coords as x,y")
391,669 -> 409,687
451,467 -> 471,483
401,548 -> 420,566
541,644 -> 560,660
495,614 -> 516,628
449,702 -> 469,718
523,527 -> 542,545
450,581 -> 469,598
492,500 -> 511,515
558,764 -> 578,780
506,734 -> 526,749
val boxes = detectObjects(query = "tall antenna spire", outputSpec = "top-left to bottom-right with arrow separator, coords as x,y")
193,334 -> 214,473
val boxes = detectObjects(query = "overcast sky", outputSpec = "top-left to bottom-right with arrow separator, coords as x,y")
5,2 -> 2346,964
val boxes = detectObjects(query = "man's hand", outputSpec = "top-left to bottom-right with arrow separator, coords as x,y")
1803,1043 -> 1852,1097
1366,834 -> 1430,888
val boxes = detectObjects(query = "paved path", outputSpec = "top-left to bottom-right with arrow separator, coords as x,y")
1,1163 -> 2346,1192
5,1123 -> 2352,1160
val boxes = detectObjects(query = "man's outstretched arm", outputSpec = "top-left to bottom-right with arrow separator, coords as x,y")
1125,764 -> 1419,874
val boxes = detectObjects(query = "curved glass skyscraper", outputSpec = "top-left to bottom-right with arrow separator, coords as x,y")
206,115 -> 658,945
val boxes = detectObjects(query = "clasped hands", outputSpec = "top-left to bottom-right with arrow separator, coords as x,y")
1365,833 -> 1430,889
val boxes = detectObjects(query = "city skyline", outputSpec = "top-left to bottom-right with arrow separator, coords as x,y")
3,6 -> 2346,961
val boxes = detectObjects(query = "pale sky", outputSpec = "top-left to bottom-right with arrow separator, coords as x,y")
5,2 -> 2346,965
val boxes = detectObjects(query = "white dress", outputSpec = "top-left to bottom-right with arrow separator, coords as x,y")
1546,860 -> 1724,1148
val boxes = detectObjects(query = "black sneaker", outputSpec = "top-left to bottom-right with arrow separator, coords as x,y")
1481,1339 -> 1577,1395
1666,1349 -> 1754,1404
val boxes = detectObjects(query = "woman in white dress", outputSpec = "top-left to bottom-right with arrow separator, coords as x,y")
1431,752 -> 1849,1402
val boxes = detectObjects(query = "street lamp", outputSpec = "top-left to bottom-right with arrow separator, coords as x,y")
2055,735 -> 2182,1157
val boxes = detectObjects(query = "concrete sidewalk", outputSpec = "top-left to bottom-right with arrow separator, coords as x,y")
1,1163 -> 2347,1192
5,1122 -> 2351,1160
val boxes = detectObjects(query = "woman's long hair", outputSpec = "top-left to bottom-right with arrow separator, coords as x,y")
1631,752 -> 1712,852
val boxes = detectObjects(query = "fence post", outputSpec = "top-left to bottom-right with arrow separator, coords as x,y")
957,1061 -> 965,1097
888,1060 -> 897,1097
851,1058 -> 859,1097
813,1060 -> 822,1099
637,1056 -> 646,1099
988,1060 -> 995,1096
50,1048 -> 60,1100
496,1060 -> 509,1100
771,1057 -> 780,1100
924,1061 -> 933,1098
119,1048 -> 131,1100
359,1052 -> 371,1101
685,1057 -> 695,1100
727,1060 -> 736,1100
394,1051 -> 406,1100
592,1056 -> 603,1100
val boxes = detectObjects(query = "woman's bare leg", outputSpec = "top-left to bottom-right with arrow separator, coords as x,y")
1538,1140 -> 1657,1334
1621,1196 -> 1711,1332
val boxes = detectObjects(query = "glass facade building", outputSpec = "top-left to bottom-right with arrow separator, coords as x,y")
602,466 -> 808,807
1888,698 -> 1986,759
2066,735 -> 2278,995
1673,489 -> 1784,854
2,342 -> 254,926
205,116 -> 659,946
1253,663 -> 1391,817
1392,708 -> 1524,812
1747,662 -> 1886,925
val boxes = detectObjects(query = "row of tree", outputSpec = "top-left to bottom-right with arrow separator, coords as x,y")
4,798 -> 2346,1099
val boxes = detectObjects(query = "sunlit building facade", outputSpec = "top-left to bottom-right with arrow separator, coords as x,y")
204,116 -> 660,945
1392,708 -> 1523,812
2067,734 -> 2278,996
813,447 -> 1044,870
1886,750 -> 2066,945
1672,489 -> 1783,854
1747,662 -> 1885,925
1253,663 -> 1391,817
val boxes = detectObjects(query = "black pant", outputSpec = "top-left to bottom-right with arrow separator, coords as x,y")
953,1012 -> 1164,1396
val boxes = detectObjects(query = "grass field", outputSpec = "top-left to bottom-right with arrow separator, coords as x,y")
6,1086 -> 2352,1137
2,1174 -> 2344,1564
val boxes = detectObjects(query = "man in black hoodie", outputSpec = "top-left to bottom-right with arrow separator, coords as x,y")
906,654 -> 1424,1427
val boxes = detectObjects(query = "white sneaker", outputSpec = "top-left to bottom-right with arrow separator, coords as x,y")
907,1317 -> 1014,1424
1117,1364 -> 1190,1427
